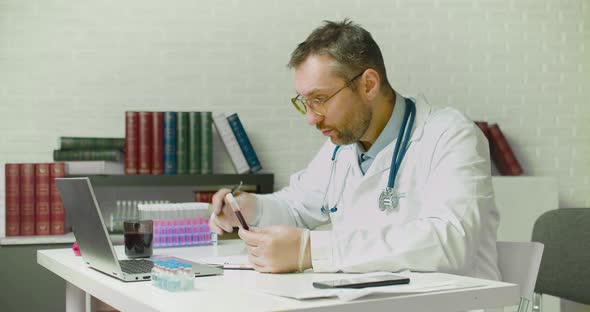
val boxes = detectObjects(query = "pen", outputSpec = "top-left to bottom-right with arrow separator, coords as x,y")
229,181 -> 243,197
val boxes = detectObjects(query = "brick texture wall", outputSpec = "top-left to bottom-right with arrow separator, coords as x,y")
1,0 -> 588,236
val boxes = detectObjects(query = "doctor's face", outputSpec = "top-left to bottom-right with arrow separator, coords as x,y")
294,55 -> 372,145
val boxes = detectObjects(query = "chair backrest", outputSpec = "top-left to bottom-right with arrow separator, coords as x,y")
532,208 -> 590,305
496,241 -> 544,301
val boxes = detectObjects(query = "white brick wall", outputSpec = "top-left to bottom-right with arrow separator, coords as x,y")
1,0 -> 588,231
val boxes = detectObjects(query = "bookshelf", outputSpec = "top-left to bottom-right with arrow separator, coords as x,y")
1,173 -> 274,245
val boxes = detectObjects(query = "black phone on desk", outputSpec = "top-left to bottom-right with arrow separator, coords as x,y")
312,274 -> 410,289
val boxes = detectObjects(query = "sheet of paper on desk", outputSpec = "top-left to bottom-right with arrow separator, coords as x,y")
254,272 -> 483,302
200,255 -> 254,270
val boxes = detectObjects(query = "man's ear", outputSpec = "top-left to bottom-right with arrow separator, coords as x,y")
359,69 -> 381,102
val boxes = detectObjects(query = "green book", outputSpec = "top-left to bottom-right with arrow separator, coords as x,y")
176,112 -> 189,174
200,111 -> 213,174
59,137 -> 125,150
188,112 -> 201,175
53,149 -> 124,161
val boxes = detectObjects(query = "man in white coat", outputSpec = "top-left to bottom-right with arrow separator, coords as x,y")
210,19 -> 501,281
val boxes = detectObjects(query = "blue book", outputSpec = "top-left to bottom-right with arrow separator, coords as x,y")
163,112 -> 177,175
227,113 -> 262,173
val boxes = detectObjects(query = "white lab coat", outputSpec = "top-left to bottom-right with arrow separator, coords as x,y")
254,95 -> 501,281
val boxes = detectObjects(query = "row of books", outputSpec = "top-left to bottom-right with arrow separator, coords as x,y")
49,111 -> 262,175
475,122 -> 523,176
125,111 -> 213,175
53,137 -> 125,162
4,163 -> 66,236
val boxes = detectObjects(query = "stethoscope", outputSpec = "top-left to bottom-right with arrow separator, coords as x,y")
320,98 -> 416,214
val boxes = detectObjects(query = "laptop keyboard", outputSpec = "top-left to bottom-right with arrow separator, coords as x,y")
119,259 -> 154,274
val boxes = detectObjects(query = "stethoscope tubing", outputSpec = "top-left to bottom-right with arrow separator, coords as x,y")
321,98 -> 416,214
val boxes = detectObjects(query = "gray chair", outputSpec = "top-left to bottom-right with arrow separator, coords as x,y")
531,208 -> 590,311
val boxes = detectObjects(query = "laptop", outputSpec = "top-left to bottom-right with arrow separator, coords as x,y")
56,177 -> 223,282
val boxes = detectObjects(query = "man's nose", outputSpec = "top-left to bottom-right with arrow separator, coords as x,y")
306,110 -> 323,126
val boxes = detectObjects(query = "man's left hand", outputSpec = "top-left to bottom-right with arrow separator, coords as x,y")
238,225 -> 310,273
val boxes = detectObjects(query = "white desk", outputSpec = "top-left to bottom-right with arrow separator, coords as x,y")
38,240 -> 519,312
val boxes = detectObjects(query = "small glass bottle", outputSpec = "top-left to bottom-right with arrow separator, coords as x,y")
158,263 -> 168,290
183,263 -> 194,290
151,261 -> 160,287
171,264 -> 181,292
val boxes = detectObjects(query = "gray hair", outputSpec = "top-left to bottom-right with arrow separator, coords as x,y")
287,19 -> 389,90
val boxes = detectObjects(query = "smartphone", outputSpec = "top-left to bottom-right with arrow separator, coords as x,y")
312,274 -> 410,289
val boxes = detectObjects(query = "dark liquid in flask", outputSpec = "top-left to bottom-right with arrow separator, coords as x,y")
124,232 -> 153,258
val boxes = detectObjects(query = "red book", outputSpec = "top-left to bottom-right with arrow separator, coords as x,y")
151,112 -> 164,174
34,164 -> 51,235
138,112 -> 153,174
194,191 -> 215,203
474,121 -> 491,141
50,163 -> 66,234
488,124 -> 524,176
125,111 -> 139,174
474,121 -> 492,161
19,164 -> 35,236
5,164 -> 21,236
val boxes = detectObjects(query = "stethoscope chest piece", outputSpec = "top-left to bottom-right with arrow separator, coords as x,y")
379,187 -> 398,211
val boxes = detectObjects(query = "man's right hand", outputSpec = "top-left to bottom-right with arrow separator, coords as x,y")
209,188 -> 258,235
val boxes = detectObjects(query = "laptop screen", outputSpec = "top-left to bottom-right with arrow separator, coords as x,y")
56,178 -> 123,277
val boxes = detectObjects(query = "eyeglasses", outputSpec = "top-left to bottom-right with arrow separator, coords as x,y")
291,71 -> 364,116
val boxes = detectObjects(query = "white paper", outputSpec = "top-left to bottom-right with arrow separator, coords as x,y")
200,255 -> 253,270
254,272 -> 483,302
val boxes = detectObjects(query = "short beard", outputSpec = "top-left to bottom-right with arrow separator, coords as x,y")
331,107 -> 372,145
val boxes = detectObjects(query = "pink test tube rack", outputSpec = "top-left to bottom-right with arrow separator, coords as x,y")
152,217 -> 217,248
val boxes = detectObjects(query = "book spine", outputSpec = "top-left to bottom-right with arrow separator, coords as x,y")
474,121 -> 491,141
4,164 -> 21,236
176,112 -> 189,174
34,163 -> 51,235
60,137 -> 125,150
212,112 -> 250,174
188,112 -> 201,175
53,150 -> 123,161
193,191 -> 215,203
138,112 -> 153,174
200,112 -> 213,174
227,114 -> 262,173
64,161 -> 124,175
50,163 -> 66,234
474,121 -> 492,161
151,112 -> 164,175
488,124 -> 524,176
163,112 -> 177,175
19,164 -> 35,236
125,111 -> 139,174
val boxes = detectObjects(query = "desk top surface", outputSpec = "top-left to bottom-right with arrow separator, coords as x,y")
38,240 -> 519,312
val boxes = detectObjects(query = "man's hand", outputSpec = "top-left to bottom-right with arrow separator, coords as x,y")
238,225 -> 312,273
209,189 -> 257,235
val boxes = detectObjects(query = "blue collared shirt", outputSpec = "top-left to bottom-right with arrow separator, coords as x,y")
357,92 -> 406,175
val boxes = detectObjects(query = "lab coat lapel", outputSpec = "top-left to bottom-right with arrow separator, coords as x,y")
361,94 -> 432,181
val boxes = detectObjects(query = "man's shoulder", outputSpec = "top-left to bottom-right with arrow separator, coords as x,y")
427,105 -> 473,127
420,105 -> 477,139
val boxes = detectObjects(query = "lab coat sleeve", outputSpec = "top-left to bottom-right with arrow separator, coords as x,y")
252,140 -> 335,230
310,121 -> 499,277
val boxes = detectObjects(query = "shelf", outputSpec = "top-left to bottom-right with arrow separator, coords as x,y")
87,173 -> 274,193
0,233 -> 125,246
0,233 -> 75,246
